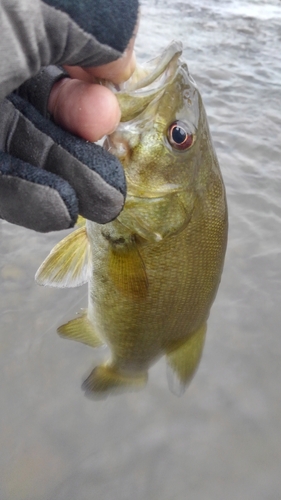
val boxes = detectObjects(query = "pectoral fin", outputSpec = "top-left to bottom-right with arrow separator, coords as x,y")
108,243 -> 148,300
166,323 -> 207,396
35,226 -> 90,288
58,310 -> 104,348
75,215 -> 86,228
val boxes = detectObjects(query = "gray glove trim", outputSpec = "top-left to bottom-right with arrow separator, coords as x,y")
41,2 -> 122,67
0,175 -> 73,232
0,0 -> 138,100
17,66 -> 69,119
44,146 -> 125,223
43,0 -> 139,54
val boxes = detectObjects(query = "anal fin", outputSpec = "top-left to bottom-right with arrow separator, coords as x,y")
57,310 -> 104,348
166,323 -> 207,397
82,364 -> 148,397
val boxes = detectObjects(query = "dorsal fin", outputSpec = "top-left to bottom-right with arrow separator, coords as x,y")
35,227 -> 90,288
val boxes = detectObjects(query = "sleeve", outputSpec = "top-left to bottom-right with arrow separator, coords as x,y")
0,0 -> 139,100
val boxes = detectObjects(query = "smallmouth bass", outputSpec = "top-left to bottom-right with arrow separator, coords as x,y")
36,42 -> 228,397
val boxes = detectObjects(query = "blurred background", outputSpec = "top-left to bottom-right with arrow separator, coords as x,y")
1,0 -> 281,498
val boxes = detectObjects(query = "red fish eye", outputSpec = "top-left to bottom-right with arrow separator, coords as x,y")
167,121 -> 194,150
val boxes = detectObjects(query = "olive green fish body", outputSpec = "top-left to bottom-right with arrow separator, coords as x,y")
87,175 -> 226,372
36,42 -> 228,397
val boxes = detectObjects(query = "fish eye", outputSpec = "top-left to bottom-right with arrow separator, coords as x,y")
167,121 -> 194,151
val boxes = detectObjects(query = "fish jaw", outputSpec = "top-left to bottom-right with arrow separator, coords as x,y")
105,41 -> 183,122
116,190 -> 196,243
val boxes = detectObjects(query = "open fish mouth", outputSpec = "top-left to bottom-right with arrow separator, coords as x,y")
105,41 -> 184,122
118,40 -> 183,92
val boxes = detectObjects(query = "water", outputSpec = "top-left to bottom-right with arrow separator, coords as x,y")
1,1 -> 281,498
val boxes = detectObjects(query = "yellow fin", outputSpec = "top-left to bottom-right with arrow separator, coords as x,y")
108,243 -> 148,300
166,323 -> 207,396
82,364 -> 148,397
75,215 -> 86,228
35,227 -> 90,288
58,310 -> 103,348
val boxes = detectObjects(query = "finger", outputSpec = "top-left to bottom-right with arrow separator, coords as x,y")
6,94 -> 126,224
64,50 -> 136,85
48,78 -> 121,142
64,12 -> 139,84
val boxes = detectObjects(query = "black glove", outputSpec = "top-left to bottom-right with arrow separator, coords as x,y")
0,67 -> 126,232
0,0 -> 139,232
0,0 -> 139,99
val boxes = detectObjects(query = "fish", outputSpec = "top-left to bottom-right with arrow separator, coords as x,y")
35,41 -> 228,397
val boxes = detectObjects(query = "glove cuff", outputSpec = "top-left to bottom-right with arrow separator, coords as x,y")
16,66 -> 69,119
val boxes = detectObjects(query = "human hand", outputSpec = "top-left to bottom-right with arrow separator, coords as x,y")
0,0 -> 139,232
48,24 -> 137,143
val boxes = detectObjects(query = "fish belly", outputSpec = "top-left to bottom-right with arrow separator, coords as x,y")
86,199 -> 227,374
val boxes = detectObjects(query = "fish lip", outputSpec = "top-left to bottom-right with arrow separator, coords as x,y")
125,178 -> 188,199
105,42 -> 184,122
125,188 -> 186,200
107,40 -> 183,93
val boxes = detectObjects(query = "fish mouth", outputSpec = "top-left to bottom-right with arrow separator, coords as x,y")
105,41 -> 184,122
118,40 -> 183,92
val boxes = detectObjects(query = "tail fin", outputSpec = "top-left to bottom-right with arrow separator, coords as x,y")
82,364 -> 148,398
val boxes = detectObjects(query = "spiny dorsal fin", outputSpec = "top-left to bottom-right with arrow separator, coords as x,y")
35,227 -> 90,288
